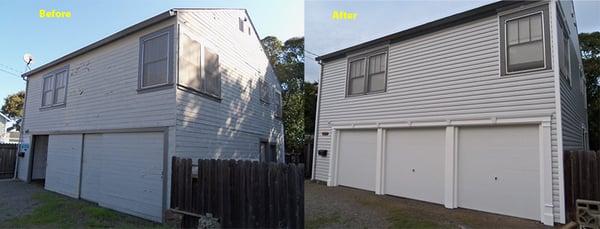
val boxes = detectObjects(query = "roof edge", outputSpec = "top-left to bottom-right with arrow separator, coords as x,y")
315,0 -> 528,62
23,9 -> 176,77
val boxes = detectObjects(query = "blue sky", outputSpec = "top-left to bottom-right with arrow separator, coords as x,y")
0,0 -> 303,108
305,0 -> 600,82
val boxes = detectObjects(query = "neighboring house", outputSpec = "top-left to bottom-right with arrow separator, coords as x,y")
0,113 -> 11,143
312,0 -> 587,226
16,9 -> 284,222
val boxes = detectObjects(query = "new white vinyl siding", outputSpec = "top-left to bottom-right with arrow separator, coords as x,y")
174,10 -> 284,161
314,14 -> 561,220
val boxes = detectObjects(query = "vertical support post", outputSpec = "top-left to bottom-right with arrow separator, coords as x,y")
444,126 -> 457,209
327,129 -> 338,187
540,121 -> 555,225
375,128 -> 385,195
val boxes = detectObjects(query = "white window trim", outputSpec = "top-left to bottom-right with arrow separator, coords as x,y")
503,11 -> 548,75
346,48 -> 388,97
41,66 -> 69,109
138,26 -> 174,91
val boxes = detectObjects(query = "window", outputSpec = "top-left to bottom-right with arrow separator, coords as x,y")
347,49 -> 387,96
259,80 -> 270,103
178,34 -> 221,99
259,140 -> 277,162
500,6 -> 551,75
204,47 -> 221,98
41,66 -> 69,108
274,90 -> 282,118
139,26 -> 173,90
238,18 -> 244,32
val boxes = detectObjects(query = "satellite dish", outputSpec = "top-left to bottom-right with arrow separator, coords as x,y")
23,53 -> 33,65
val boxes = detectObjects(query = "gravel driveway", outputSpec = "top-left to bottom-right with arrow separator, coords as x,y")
305,181 -> 552,228
0,180 -> 44,222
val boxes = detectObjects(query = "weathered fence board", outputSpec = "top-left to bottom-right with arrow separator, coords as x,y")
564,150 -> 600,222
170,157 -> 304,228
0,143 -> 18,179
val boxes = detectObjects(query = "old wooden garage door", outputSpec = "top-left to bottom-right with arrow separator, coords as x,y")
384,128 -> 445,204
457,125 -> 540,220
337,130 -> 377,191
80,132 -> 164,222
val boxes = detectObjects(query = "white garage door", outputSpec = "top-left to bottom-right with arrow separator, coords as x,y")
384,128 -> 445,204
45,134 -> 83,198
81,132 -> 164,222
337,130 -> 377,191
458,125 -> 540,220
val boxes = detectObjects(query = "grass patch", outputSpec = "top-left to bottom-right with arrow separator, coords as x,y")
356,196 -> 449,229
1,192 -> 170,229
306,213 -> 342,229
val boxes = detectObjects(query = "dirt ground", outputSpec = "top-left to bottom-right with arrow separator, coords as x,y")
0,180 -> 44,222
305,181 -> 554,229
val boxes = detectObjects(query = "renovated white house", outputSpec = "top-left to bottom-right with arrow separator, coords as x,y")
16,8 -> 284,222
312,0 -> 587,226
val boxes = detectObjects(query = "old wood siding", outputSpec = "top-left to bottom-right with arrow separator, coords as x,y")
44,134 -> 83,198
314,14 -> 561,220
557,0 -> 588,150
18,18 -> 178,180
174,10 -> 284,161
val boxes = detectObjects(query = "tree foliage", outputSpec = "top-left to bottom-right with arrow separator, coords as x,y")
579,32 -> 600,150
1,91 -> 25,131
261,36 -> 305,154
304,82 -> 318,136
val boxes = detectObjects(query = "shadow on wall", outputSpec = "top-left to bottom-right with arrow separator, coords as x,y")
177,65 -> 283,161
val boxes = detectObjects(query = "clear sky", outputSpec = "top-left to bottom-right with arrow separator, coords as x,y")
305,0 -> 600,82
0,0 -> 304,108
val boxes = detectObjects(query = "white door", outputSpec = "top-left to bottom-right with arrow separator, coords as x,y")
337,130 -> 377,191
81,132 -> 164,222
457,125 -> 540,220
45,134 -> 83,198
384,128 -> 445,204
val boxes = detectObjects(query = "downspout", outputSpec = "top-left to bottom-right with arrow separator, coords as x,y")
13,75 -> 28,180
311,60 -> 324,180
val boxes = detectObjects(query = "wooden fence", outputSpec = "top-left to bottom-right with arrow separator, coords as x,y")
170,157 -> 304,228
564,150 -> 600,222
0,143 -> 18,179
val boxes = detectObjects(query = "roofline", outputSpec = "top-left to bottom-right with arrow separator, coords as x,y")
22,9 -> 177,77
315,0 -> 531,62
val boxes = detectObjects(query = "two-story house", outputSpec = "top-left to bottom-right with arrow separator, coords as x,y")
16,9 -> 284,222
312,0 -> 587,226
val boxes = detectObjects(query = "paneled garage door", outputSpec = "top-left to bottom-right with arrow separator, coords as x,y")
81,132 -> 164,222
384,128 -> 445,204
457,125 -> 540,220
337,130 -> 377,191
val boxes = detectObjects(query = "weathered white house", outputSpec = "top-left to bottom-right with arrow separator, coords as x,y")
312,0 -> 587,226
16,8 -> 284,222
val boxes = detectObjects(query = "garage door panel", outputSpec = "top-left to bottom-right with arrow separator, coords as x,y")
81,132 -> 164,222
337,130 -> 377,191
458,125 -> 540,220
384,128 -> 445,204
45,134 -> 83,198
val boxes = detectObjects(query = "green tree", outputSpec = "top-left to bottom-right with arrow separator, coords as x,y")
579,32 -> 600,150
304,81 -> 318,136
261,36 -> 305,156
1,91 -> 25,131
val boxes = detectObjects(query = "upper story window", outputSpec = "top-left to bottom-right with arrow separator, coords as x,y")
239,18 -> 244,32
500,6 -> 551,76
259,79 -> 270,103
558,11 -> 572,84
139,26 -> 174,90
274,90 -> 282,118
41,66 -> 69,108
347,49 -> 387,96
179,34 -> 222,99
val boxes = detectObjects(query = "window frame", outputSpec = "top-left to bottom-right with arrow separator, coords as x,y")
138,25 -> 174,92
346,48 -> 388,97
499,5 -> 552,76
40,65 -> 69,109
203,47 -> 222,99
274,90 -> 282,119
259,79 -> 270,104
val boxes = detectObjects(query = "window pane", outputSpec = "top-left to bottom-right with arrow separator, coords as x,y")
349,76 -> 364,95
55,87 -> 65,104
518,17 -> 530,43
507,20 -> 519,45
143,59 -> 168,87
369,73 -> 385,92
43,91 -> 53,106
349,59 -> 364,78
43,77 -> 53,92
530,14 -> 543,41
369,54 -> 386,74
239,18 -> 244,32
143,34 -> 169,63
180,35 -> 202,90
508,41 -> 544,71
204,47 -> 221,96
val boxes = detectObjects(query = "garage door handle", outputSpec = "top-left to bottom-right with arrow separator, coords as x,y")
411,169 -> 415,172
494,177 -> 498,181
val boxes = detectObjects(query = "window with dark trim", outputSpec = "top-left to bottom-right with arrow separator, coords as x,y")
138,26 -> 174,90
41,66 -> 69,108
347,49 -> 387,96
499,5 -> 551,76
259,79 -> 270,103
274,90 -> 282,118
238,18 -> 244,32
